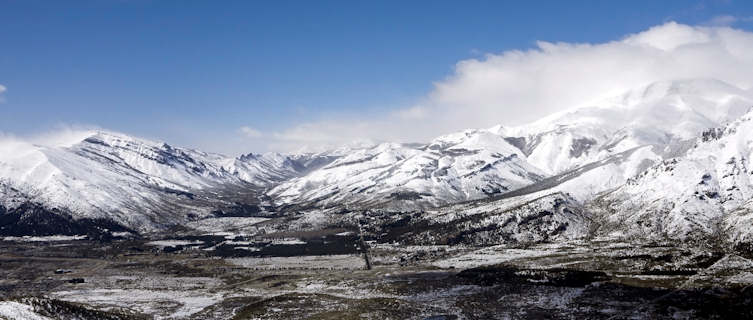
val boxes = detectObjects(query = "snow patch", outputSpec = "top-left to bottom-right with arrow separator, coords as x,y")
2,235 -> 87,242
0,301 -> 53,320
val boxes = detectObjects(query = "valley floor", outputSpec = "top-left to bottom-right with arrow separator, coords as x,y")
1,236 -> 752,320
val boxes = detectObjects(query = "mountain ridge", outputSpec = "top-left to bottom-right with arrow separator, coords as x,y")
2,78 -> 753,247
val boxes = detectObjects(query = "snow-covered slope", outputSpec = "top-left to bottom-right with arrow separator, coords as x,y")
270,79 -> 753,209
221,152 -> 335,185
415,191 -> 589,245
497,79 -> 752,174
270,130 -> 545,209
596,109 -> 753,244
0,131 -> 314,232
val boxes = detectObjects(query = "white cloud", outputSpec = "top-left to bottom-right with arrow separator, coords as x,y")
0,125 -> 102,155
239,126 -> 263,138
0,84 -> 6,103
27,125 -> 101,148
393,105 -> 428,120
259,22 -> 753,152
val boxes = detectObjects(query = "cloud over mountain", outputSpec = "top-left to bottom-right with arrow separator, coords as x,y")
259,22 -> 753,152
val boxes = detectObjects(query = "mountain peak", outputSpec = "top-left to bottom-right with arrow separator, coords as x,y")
76,130 -> 162,149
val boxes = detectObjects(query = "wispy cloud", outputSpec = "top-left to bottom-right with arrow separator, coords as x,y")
0,124 -> 103,150
238,126 -> 263,138
703,14 -> 753,27
0,84 -> 6,103
704,14 -> 738,26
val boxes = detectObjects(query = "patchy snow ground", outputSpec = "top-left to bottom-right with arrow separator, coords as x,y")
706,255 -> 753,271
1,235 -> 87,242
49,288 -> 224,319
290,279 -> 398,301
228,255 -> 365,270
269,238 -> 306,245
185,217 -> 270,234
111,231 -> 134,238
146,240 -> 204,248
432,245 -> 562,269
48,276 -> 224,319
692,254 -> 753,287
0,301 -> 52,320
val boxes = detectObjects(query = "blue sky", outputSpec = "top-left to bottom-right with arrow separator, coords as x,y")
2,0 -> 753,154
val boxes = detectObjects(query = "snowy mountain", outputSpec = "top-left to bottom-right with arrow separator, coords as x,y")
270,79 -> 753,209
499,79 -> 752,173
0,131 -> 317,233
595,109 -> 753,245
269,130 -> 546,209
221,151 -> 336,186
2,78 -> 753,243
411,190 -> 589,245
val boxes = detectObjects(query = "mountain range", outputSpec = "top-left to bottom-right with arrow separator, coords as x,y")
2,78 -> 752,249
